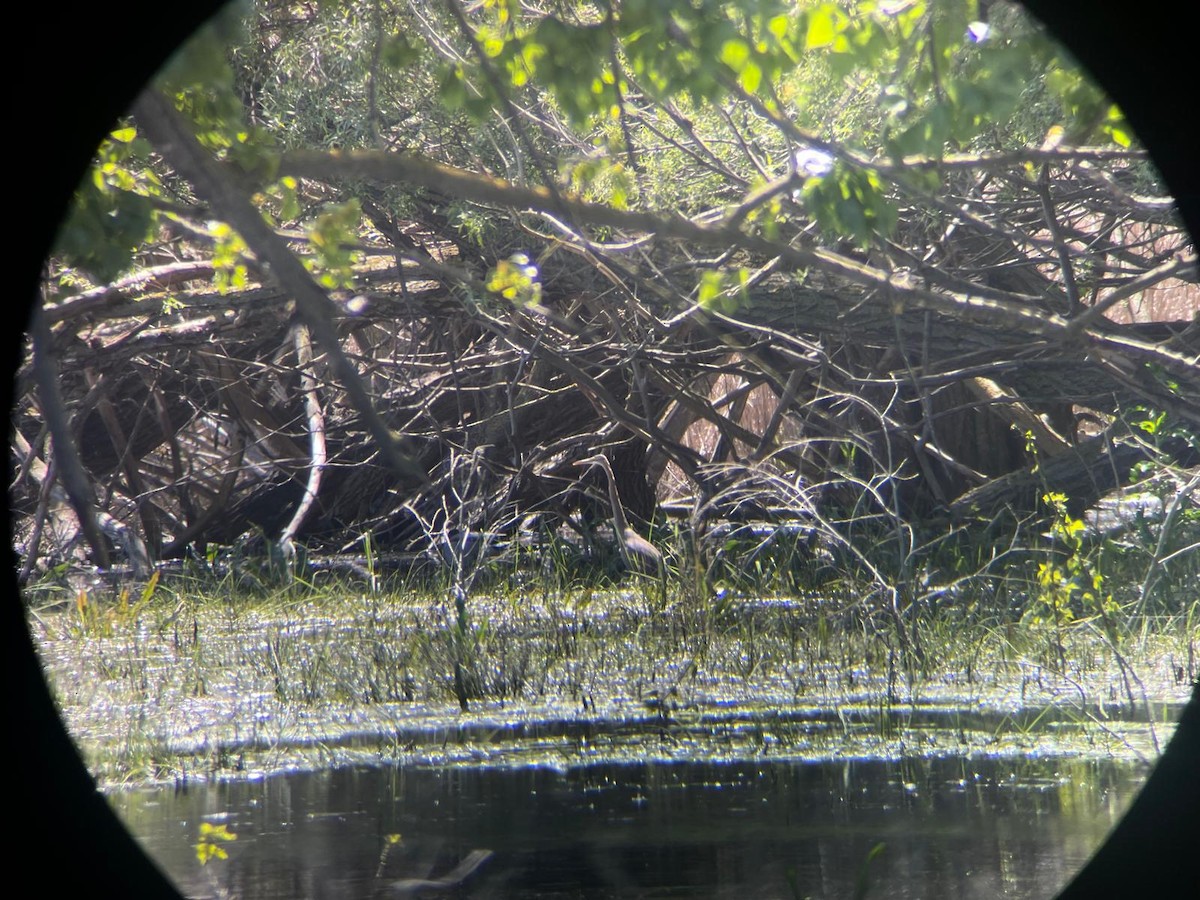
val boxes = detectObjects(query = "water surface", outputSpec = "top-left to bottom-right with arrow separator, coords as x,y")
112,754 -> 1146,899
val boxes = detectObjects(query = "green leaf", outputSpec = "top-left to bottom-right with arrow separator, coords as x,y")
740,61 -> 763,93
382,33 -> 421,69
438,64 -> 468,111
1107,125 -> 1131,148
806,8 -> 835,49
719,38 -> 750,71
487,253 -> 542,307
697,269 -> 725,310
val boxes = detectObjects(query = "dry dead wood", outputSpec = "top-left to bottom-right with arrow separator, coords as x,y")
15,107 -> 1197,577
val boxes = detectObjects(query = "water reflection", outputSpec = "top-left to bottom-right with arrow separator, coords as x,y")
112,756 -> 1146,899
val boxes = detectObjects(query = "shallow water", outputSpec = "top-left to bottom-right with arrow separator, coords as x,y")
34,589 -> 1187,897
112,754 -> 1147,899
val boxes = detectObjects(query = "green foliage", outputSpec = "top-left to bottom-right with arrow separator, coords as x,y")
69,572 -> 161,640
432,0 -> 1132,249
438,62 -> 496,121
565,154 -> 634,208
799,162 -> 896,246
1020,489 -> 1136,676
53,0 -> 1145,291
487,252 -> 542,307
877,3 -> 1038,157
157,2 -> 250,94
54,125 -> 162,283
304,198 -> 364,289
514,17 -> 612,124
195,821 -> 237,865
1043,59 -> 1130,146
261,175 -> 302,224
56,5 -> 273,284
1026,492 -> 1103,629
382,31 -> 422,70
161,7 -> 277,177
697,267 -> 751,313
1125,404 -> 1197,460
853,841 -> 888,900
210,221 -> 251,294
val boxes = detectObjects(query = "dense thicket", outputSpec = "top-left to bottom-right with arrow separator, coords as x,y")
13,0 -> 1197,590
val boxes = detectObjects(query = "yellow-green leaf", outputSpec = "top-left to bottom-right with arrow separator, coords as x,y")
720,38 -> 750,71
740,61 -> 762,93
806,9 -> 835,49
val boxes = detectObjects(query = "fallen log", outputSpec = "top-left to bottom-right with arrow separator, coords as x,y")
948,431 -> 1157,522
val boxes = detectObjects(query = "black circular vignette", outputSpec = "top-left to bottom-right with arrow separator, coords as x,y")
9,2 -> 1197,897
12,4 -> 223,897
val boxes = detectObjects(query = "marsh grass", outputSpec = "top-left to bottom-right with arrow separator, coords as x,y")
25,499 -> 1198,787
